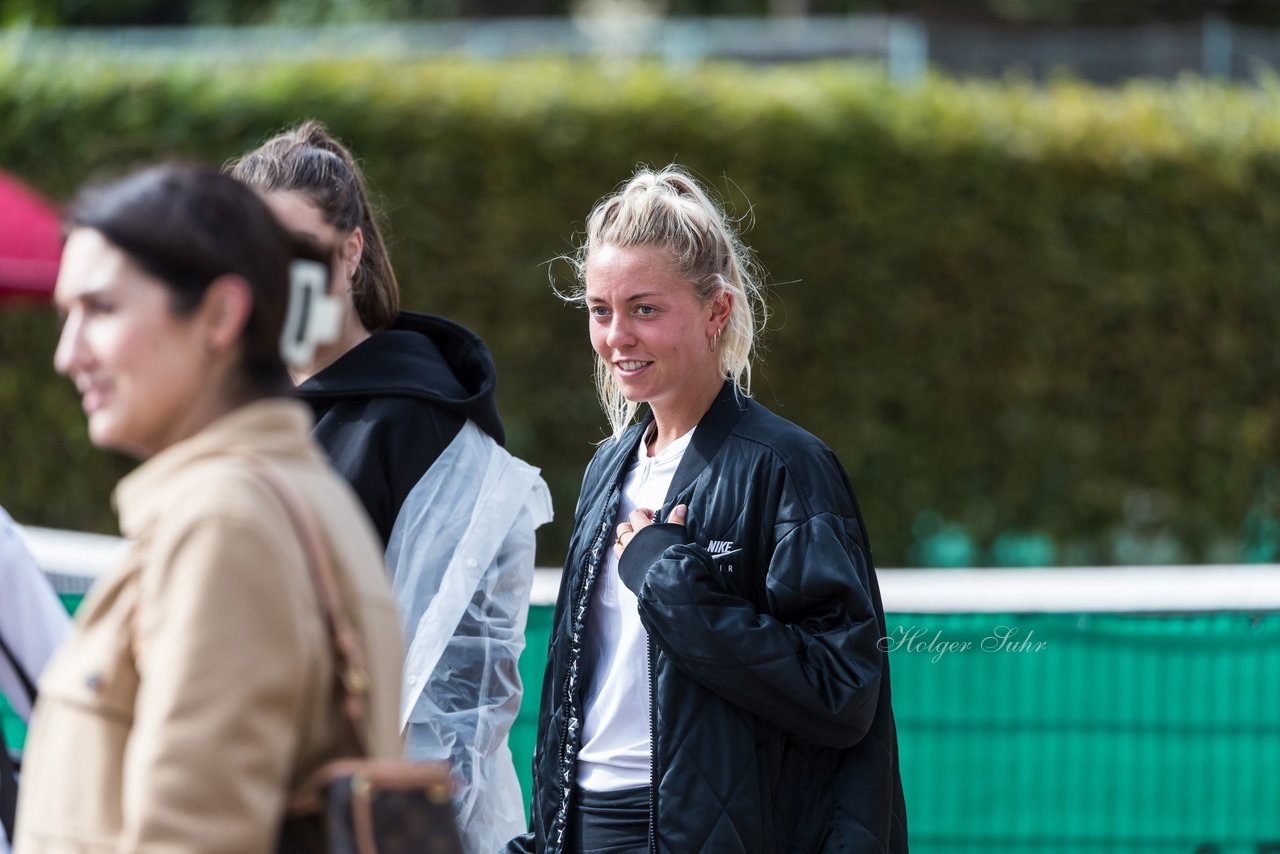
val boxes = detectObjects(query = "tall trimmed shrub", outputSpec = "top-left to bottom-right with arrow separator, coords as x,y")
2,54 -> 1277,565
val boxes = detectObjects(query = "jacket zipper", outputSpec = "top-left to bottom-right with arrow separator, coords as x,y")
554,511 -> 613,851
554,632 -> 574,849
647,503 -> 663,854
647,635 -> 658,854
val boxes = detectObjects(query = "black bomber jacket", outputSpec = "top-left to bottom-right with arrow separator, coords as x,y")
510,383 -> 908,853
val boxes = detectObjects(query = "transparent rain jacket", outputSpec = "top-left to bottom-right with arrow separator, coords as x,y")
387,421 -> 553,854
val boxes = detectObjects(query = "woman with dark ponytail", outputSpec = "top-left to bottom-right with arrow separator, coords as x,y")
230,123 -> 552,854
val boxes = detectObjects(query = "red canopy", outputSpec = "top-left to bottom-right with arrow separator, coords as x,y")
0,170 -> 61,304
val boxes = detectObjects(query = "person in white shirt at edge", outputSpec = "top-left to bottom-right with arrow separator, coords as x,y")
0,507 -> 71,854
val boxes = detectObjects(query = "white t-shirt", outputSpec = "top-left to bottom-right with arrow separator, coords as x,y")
576,424 -> 694,792
1,508 -> 71,850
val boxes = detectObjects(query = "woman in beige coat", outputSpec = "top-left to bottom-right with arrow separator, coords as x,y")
15,165 -> 403,853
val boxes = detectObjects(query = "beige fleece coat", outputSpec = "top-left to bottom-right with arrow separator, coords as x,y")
15,399 -> 403,854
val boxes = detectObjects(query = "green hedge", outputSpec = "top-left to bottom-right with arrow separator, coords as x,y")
2,53 -> 1279,566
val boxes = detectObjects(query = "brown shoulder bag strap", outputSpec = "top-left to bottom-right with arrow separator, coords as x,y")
248,459 -> 372,758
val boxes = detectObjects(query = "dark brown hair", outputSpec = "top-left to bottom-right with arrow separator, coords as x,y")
227,121 -> 399,332
65,163 -> 327,395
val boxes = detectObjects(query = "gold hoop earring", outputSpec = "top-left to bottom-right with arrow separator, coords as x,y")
710,329 -> 721,352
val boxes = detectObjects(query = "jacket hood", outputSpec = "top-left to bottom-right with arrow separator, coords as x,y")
296,311 -> 505,445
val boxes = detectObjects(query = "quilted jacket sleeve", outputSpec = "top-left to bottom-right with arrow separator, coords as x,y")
618,510 -> 885,749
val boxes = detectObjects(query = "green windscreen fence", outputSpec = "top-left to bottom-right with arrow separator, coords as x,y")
6,579 -> 1279,853
877,612 -> 1279,854
511,606 -> 1280,854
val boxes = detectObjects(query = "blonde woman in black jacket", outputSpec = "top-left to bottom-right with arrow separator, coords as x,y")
510,166 -> 908,854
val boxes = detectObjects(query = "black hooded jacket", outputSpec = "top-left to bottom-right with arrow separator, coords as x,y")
296,311 -> 505,546
511,383 -> 908,853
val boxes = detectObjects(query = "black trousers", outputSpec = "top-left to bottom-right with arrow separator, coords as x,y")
568,785 -> 650,854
